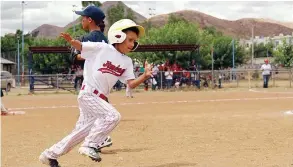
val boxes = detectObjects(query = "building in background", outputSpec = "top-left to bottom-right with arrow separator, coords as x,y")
1,57 -> 16,74
241,32 -> 293,50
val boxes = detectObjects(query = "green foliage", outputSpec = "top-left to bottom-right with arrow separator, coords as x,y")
107,2 -> 136,26
31,37 -> 70,74
81,1 -> 102,7
107,2 -> 125,26
125,8 -> 136,21
129,15 -> 246,70
66,23 -> 87,38
1,12 -> 248,73
273,40 -> 293,68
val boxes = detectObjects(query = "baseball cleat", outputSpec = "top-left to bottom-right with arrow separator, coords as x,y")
78,147 -> 102,162
39,153 -> 60,167
96,136 -> 113,151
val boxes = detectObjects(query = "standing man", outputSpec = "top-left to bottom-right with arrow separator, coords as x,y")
260,59 -> 272,88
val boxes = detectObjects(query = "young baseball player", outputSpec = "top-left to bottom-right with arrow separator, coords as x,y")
39,19 -> 152,167
71,5 -> 113,151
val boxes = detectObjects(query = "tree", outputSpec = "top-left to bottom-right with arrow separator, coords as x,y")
168,14 -> 188,24
213,36 -> 247,69
107,2 -> 126,26
128,18 -> 202,67
125,8 -> 136,21
81,1 -> 102,7
31,37 -> 70,74
273,40 -> 293,68
107,2 -> 137,26
128,14 -> 247,70
65,23 -> 87,38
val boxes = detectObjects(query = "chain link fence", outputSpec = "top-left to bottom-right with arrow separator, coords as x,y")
11,69 -> 293,93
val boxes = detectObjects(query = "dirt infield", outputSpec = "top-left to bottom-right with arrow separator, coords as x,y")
2,89 -> 293,167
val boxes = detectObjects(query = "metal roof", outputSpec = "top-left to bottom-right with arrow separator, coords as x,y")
29,44 -> 200,54
1,57 -> 16,64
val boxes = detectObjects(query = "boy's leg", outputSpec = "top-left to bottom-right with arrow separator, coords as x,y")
79,98 -> 121,160
40,97 -> 97,161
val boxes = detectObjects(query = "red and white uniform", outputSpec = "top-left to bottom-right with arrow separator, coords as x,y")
43,42 -> 135,159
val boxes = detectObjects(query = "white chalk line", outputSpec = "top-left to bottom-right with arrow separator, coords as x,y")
249,88 -> 293,94
9,96 -> 293,111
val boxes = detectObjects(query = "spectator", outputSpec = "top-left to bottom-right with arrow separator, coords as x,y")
218,73 -> 222,88
180,70 -> 190,86
113,80 -> 122,91
126,84 -> 133,98
151,65 -> 159,90
165,67 -> 173,89
1,89 -> 8,115
174,79 -> 180,89
260,59 -> 272,88
74,66 -> 83,90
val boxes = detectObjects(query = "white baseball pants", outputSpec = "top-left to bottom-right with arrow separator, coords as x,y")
42,92 -> 121,159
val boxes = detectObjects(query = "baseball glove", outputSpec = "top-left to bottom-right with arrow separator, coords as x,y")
69,36 -> 83,65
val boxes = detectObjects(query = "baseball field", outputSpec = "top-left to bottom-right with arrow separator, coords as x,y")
2,88 -> 293,167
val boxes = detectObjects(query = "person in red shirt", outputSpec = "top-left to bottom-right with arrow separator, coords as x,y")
180,70 -> 191,86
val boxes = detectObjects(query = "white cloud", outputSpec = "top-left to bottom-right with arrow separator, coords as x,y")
1,1 -> 293,36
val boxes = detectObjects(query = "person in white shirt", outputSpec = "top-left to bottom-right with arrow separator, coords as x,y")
164,67 -> 173,89
151,65 -> 159,90
260,59 -> 272,88
74,65 -> 84,90
39,19 -> 152,166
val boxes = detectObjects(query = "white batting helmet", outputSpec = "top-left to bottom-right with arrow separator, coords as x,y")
108,19 -> 145,51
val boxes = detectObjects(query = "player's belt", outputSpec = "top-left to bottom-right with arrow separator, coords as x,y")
81,85 -> 108,102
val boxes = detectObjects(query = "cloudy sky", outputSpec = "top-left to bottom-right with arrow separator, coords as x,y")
1,1 -> 293,36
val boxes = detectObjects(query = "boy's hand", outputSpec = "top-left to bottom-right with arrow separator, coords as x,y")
144,60 -> 153,78
60,32 -> 82,51
60,33 -> 73,43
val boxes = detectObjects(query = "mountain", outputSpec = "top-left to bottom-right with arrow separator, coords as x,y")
147,10 -> 293,39
31,24 -> 64,39
32,1 -> 146,39
255,18 -> 293,29
30,2 -> 293,40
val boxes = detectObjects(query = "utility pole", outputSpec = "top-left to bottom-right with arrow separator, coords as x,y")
72,5 -> 77,34
251,26 -> 254,66
21,1 -> 26,85
17,36 -> 20,86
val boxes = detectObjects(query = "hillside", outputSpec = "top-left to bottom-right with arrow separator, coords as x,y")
147,10 -> 293,39
255,18 -> 293,29
30,2 -> 293,39
32,1 -> 146,39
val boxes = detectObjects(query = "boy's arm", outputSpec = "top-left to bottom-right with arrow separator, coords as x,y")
60,33 -> 105,59
127,61 -> 153,89
60,33 -> 82,50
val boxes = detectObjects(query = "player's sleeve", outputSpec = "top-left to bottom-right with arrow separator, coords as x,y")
119,60 -> 136,84
80,42 -> 107,59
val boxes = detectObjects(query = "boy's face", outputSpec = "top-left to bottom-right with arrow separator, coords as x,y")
117,30 -> 138,54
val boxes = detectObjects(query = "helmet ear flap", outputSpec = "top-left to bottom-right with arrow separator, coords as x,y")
131,41 -> 139,51
109,31 -> 127,44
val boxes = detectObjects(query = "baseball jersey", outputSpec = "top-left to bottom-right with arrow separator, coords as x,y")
260,64 -> 272,75
79,31 -> 108,87
80,42 -> 135,96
